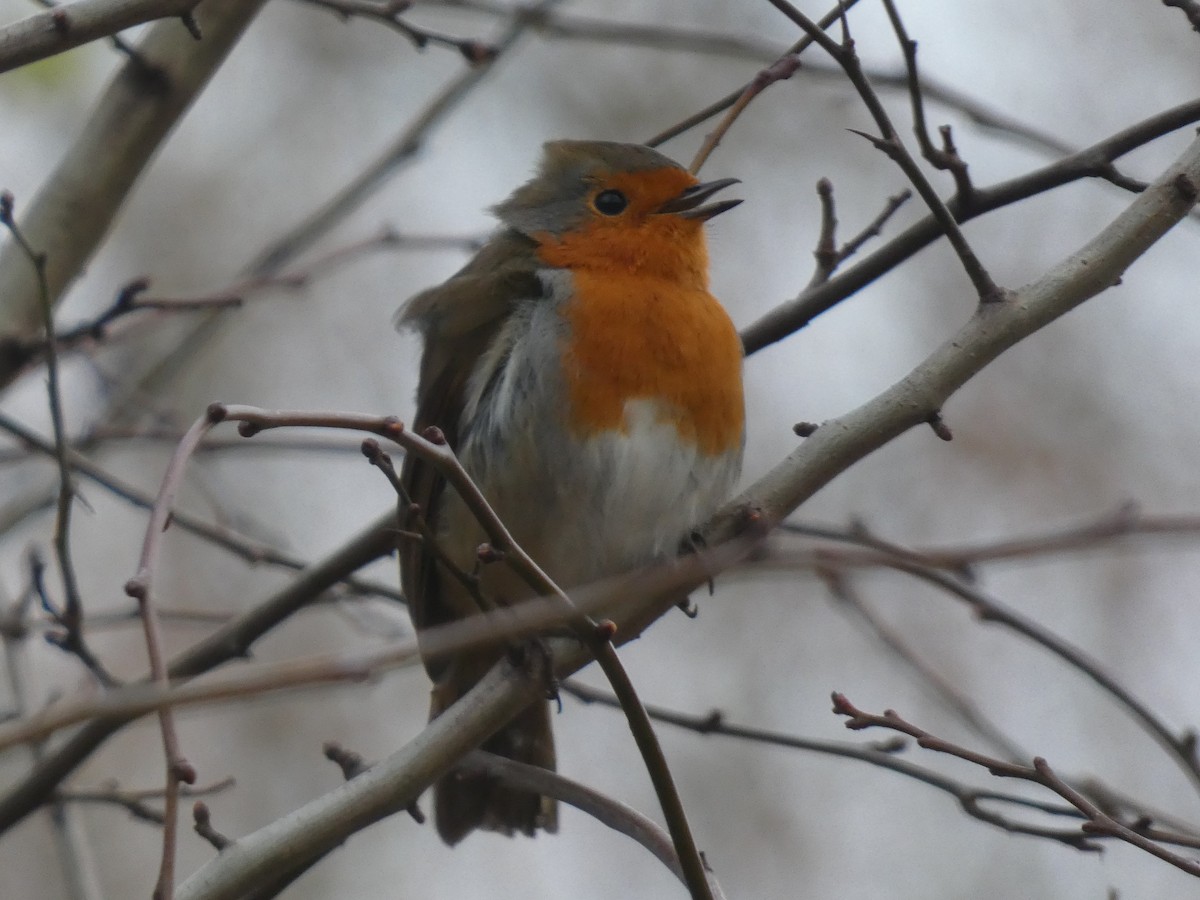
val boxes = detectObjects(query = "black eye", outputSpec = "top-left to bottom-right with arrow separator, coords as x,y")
593,189 -> 628,216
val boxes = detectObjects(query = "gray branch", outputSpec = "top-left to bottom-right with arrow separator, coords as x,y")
0,0 -> 201,74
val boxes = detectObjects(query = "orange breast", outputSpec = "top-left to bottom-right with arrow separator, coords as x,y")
553,267 -> 744,457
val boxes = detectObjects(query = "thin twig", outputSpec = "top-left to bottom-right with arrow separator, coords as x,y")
58,777 -> 236,826
883,0 -> 973,201
781,504 -> 1200,570
460,751 -> 727,898
0,193 -> 114,687
191,802 -> 231,851
7,226 -> 455,373
763,0 -> 1003,303
646,0 -> 866,147
2,581 -> 105,900
793,541 -> 1200,795
562,680 -> 1145,850
125,410 -> 224,900
247,1 -> 562,275
362,440 -> 492,611
833,695 -> 1200,877
739,96 -> 1200,354
819,569 -> 1029,764
807,180 -> 911,287
0,412 -> 403,602
0,513 -> 397,833
0,538 -> 752,754
688,54 -> 801,174
293,0 -> 498,62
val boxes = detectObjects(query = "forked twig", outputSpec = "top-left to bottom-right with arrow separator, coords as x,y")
833,694 -> 1200,877
763,0 -> 1003,303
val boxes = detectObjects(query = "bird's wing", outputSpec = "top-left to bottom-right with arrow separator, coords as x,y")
398,231 -> 544,676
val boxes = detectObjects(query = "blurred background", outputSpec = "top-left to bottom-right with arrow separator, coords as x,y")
1,0 -> 1198,897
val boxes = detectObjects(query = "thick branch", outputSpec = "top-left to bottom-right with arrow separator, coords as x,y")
0,0 -> 200,73
0,0 -> 268,389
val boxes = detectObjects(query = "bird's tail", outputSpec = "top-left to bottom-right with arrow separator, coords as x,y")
430,674 -> 558,846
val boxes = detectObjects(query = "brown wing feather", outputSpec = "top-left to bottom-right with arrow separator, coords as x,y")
399,230 -> 542,676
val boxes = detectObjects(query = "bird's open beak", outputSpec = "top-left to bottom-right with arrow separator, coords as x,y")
656,177 -> 742,221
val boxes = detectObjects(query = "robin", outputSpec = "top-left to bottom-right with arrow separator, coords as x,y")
399,140 -> 745,846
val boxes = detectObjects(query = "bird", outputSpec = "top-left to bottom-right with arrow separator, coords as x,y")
398,139 -> 745,846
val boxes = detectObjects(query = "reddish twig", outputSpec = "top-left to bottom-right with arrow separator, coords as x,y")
833,694 -> 1200,877
646,0 -> 866,147
770,528 -> 1200,795
562,680 -> 1152,850
0,533 -> 752,753
0,412 -> 402,602
124,408 -> 223,900
807,179 -> 912,287
819,569 -> 1028,764
191,802 -> 231,851
688,54 -> 801,174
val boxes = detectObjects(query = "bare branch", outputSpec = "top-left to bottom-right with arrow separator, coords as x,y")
740,97 -> 1200,355
764,0 -> 1003,302
225,407 -> 717,900
247,0 -> 563,276
293,0 -> 498,62
833,695 -> 1200,877
807,180 -> 912,288
646,0 -> 867,147
0,514 -> 395,835
0,0 -> 268,390
58,778 -> 236,826
882,0 -> 974,200
0,0 -> 201,74
0,413 -> 403,601
688,54 -> 801,174
562,680 -> 1122,850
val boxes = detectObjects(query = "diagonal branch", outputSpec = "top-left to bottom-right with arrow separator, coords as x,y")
833,694 -> 1200,877
740,97 -> 1200,354
719,135 -> 1200,539
0,0 -> 202,74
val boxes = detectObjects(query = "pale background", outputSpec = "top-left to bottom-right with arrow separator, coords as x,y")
1,1 -> 1198,898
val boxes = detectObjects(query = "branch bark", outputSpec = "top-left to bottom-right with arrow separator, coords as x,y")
0,0 -> 268,388
0,0 -> 201,74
